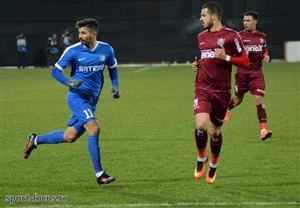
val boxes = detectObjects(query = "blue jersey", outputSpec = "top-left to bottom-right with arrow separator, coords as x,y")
55,41 -> 117,97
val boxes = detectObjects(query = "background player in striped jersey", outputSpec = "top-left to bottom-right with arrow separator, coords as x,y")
192,2 -> 249,184
224,11 -> 272,141
24,18 -> 120,185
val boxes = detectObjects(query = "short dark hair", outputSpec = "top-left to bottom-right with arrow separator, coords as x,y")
202,1 -> 223,20
244,11 -> 259,20
75,18 -> 99,32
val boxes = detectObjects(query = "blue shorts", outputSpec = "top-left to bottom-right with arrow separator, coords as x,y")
66,91 -> 99,133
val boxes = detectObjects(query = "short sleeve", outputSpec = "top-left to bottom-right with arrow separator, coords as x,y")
55,48 -> 74,71
231,32 -> 247,57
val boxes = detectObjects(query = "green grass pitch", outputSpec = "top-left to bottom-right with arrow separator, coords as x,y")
0,62 -> 299,207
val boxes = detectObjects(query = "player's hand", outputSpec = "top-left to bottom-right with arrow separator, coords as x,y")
192,57 -> 200,72
262,55 -> 270,63
112,86 -> 120,99
214,46 -> 227,60
66,79 -> 82,89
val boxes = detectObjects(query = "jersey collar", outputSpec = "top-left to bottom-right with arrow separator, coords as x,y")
208,26 -> 225,33
83,41 -> 98,52
245,29 -> 257,34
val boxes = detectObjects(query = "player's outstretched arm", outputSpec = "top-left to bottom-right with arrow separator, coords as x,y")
108,67 -> 120,99
51,67 -> 82,89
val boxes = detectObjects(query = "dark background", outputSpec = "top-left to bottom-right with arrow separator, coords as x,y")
0,0 -> 299,66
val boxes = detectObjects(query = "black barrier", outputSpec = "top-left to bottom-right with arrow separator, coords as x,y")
0,0 -> 299,66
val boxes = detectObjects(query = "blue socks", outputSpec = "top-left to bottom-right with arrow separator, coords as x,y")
36,130 -> 65,145
88,135 -> 103,174
35,131 -> 103,175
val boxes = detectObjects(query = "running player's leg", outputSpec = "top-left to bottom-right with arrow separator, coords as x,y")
84,119 -> 115,184
253,95 -> 272,140
194,113 -> 210,179
74,94 -> 115,185
23,93 -> 86,159
193,92 -> 211,179
35,124 -> 84,144
206,91 -> 230,184
250,72 -> 272,140
23,127 -> 84,159
206,124 -> 222,184
84,120 -> 103,178
224,72 -> 248,121
231,94 -> 242,107
63,91 -> 114,184
224,95 -> 243,121
63,125 -> 85,143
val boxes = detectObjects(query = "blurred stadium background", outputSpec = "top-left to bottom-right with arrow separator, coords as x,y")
0,0 -> 299,66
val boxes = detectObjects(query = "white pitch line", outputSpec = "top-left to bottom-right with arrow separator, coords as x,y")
133,66 -> 154,73
267,91 -> 299,95
6,201 -> 300,208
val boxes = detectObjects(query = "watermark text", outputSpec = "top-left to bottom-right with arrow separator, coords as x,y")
4,193 -> 69,204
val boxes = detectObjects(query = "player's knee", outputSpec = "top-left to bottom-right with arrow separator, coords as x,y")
254,98 -> 264,106
88,125 -> 100,136
195,122 -> 209,131
234,96 -> 243,106
85,120 -> 101,135
237,97 -> 243,104
209,127 -> 221,137
63,131 -> 81,143
64,134 -> 78,143
65,138 -> 77,143
195,113 -> 210,131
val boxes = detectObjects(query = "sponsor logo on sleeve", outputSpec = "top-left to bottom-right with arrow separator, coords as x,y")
234,38 -> 242,53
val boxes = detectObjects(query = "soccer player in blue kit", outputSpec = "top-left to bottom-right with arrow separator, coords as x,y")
23,18 -> 120,185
